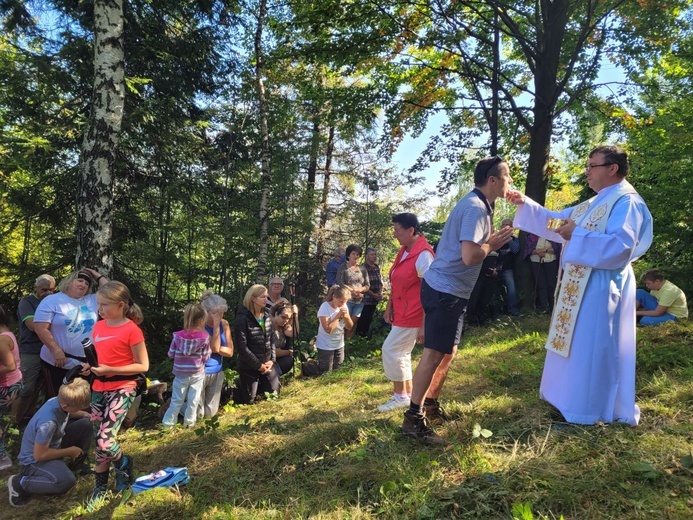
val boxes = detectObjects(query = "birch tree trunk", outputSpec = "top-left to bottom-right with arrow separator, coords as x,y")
75,0 -> 125,273
254,0 -> 271,283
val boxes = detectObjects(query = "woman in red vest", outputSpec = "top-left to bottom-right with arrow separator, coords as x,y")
377,214 -> 435,412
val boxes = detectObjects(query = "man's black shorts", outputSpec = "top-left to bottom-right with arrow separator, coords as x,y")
421,279 -> 468,354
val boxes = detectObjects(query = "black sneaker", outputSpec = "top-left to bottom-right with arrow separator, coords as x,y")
114,455 -> 133,491
8,475 -> 30,507
401,411 -> 446,446
424,401 -> 451,425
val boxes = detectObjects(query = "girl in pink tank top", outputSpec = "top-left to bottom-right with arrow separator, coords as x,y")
0,305 -> 24,470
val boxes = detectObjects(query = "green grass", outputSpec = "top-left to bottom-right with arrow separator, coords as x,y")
2,316 -> 692,519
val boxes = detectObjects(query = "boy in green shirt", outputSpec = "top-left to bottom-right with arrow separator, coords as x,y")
636,269 -> 688,326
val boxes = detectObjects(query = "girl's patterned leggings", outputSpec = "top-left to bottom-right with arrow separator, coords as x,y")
91,386 -> 137,466
0,380 -> 24,456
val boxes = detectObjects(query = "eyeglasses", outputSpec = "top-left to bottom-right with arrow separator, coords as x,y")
481,156 -> 504,179
585,163 -> 614,171
269,283 -> 283,287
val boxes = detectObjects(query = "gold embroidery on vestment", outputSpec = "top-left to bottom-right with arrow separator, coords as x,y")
571,201 -> 591,220
590,204 -> 607,222
545,182 -> 638,358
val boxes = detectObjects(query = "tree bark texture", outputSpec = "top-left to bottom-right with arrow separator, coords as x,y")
254,0 -> 271,283
316,124 -> 336,263
76,0 -> 125,274
523,0 -> 568,206
295,116 -> 322,290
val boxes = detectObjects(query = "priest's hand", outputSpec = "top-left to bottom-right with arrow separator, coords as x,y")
506,190 -> 525,205
556,219 -> 576,240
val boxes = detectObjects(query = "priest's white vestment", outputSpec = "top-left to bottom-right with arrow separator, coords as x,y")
514,181 -> 653,425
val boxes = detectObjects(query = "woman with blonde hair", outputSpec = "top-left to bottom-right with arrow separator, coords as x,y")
33,268 -> 109,397
233,285 -> 279,404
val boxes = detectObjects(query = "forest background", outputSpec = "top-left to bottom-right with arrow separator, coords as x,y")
1,0 -> 692,359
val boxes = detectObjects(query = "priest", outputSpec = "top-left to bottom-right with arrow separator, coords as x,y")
507,145 -> 653,425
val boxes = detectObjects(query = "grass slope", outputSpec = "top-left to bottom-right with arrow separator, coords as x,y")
2,316 -> 692,519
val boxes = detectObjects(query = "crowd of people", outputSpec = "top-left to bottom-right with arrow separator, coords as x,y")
0,145 -> 689,508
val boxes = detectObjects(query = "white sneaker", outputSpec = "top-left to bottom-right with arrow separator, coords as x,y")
0,453 -> 12,471
377,395 -> 411,412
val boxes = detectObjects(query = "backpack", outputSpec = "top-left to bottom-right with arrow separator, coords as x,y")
131,467 -> 190,494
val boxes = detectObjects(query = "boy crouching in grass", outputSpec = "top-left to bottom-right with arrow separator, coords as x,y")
8,378 -> 92,507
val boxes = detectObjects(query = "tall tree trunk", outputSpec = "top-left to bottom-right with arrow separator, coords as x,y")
316,124 -> 336,263
306,117 -> 321,191
220,160 -> 231,294
523,0 -> 568,206
76,0 -> 125,274
155,181 -> 169,308
295,117 -> 322,289
254,0 -> 271,283
525,112 -> 553,206
517,0 -> 568,307
19,218 -> 31,274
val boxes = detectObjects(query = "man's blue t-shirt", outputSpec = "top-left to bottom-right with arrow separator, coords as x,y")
424,190 -> 493,299
325,255 -> 345,287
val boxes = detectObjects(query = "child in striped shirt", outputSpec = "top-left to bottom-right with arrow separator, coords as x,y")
162,304 -> 210,428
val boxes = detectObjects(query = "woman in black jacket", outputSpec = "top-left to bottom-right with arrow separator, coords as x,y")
233,284 -> 279,404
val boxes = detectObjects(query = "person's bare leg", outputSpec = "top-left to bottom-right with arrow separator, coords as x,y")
402,348 -> 447,445
404,379 -> 413,394
12,394 -> 33,423
410,348 -> 446,407
426,346 -> 457,400
393,381 -> 406,394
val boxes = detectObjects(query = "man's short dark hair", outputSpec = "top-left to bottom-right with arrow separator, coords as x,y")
392,213 -> 421,234
346,244 -> 363,258
474,156 -> 506,187
641,268 -> 665,283
589,145 -> 629,178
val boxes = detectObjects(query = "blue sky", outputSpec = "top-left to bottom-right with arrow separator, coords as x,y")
390,61 -> 627,216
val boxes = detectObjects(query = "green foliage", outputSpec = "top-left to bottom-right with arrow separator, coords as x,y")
194,414 -> 221,436
636,325 -> 692,375
0,0 -> 433,318
630,462 -> 662,480
472,422 -> 493,439
624,21 -> 693,295
3,0 -> 689,328
512,502 -> 534,520
372,0 -> 675,201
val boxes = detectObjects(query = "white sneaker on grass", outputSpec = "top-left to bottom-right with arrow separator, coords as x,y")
377,394 -> 411,412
